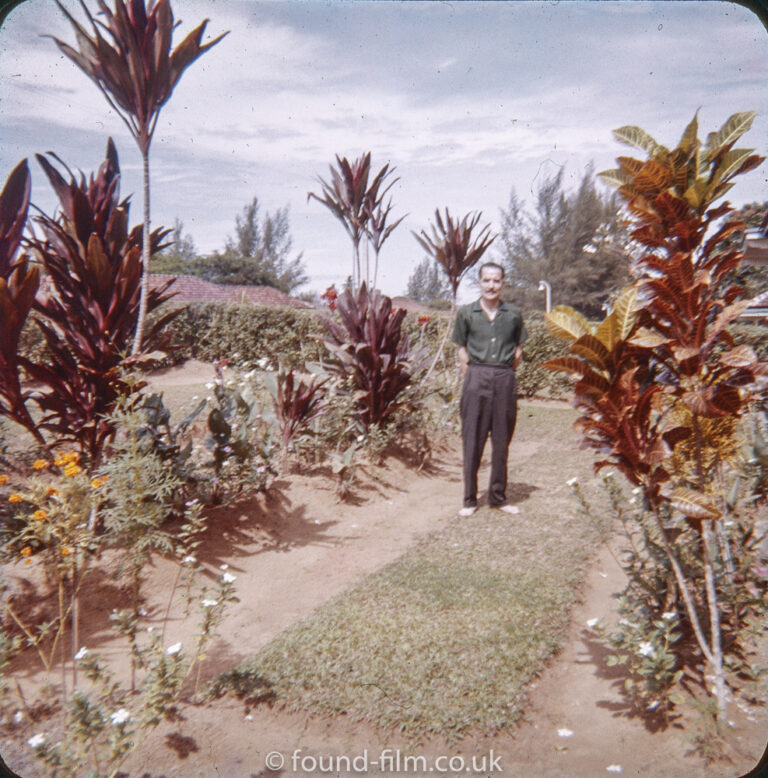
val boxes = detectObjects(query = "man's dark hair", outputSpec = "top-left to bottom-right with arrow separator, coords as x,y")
479,261 -> 505,279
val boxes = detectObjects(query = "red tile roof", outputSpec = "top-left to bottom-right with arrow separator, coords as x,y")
150,275 -> 312,309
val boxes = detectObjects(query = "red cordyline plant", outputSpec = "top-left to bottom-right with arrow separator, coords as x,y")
412,208 -> 495,381
49,0 -> 227,355
308,152 -> 405,290
545,112 -> 768,722
321,284 -> 427,431
264,366 -> 328,468
0,160 -> 44,447
18,139 -> 178,466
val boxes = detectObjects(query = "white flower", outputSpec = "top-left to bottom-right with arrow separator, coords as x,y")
637,642 -> 655,658
257,357 -> 269,369
220,563 -> 229,570
557,728 -> 574,737
231,352 -> 239,360
166,642 -> 182,655
629,497 -> 638,504
185,499 -> 199,507
110,708 -> 131,726
27,733 -> 46,749
182,555 -> 196,564
147,626 -> 154,633
74,646 -> 89,660
201,599 -> 218,608
256,465 -> 266,473
647,700 -> 660,711
357,434 -> 365,442
191,395 -> 199,401
632,487 -> 641,494
138,607 -> 147,617
205,382 -> 215,389
222,572 -> 236,584
662,611 -> 677,620
13,711 -> 23,723
606,766 -> 623,773
566,477 -> 579,486
586,618 -> 599,629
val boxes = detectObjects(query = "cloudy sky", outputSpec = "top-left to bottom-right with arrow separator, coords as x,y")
1,0 -> 766,302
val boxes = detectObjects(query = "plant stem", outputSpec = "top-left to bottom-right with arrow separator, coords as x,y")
701,519 -> 728,723
131,147 -> 151,355
650,506 -> 715,667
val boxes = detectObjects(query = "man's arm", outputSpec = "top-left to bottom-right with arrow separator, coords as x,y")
458,346 -> 470,376
513,345 -> 523,370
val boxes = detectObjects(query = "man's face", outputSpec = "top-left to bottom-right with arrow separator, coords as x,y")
479,267 -> 504,303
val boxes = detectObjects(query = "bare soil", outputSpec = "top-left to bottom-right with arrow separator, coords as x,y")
2,360 -> 766,778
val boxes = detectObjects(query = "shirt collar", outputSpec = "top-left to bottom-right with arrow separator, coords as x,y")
472,299 -> 512,312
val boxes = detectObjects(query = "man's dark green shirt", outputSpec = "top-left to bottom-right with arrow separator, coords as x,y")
451,300 -> 527,366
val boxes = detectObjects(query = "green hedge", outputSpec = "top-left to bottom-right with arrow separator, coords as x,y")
24,302 -> 762,399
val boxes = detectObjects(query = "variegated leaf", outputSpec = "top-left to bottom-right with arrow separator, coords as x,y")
705,111 -> 757,156
670,487 -> 721,520
596,311 -> 619,351
613,125 -> 665,155
629,327 -> 670,348
545,305 -> 591,341
598,168 -> 632,188
677,113 -> 699,153
612,286 -> 639,340
719,344 -> 758,368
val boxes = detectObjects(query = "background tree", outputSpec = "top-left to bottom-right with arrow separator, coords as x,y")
50,0 -> 227,355
199,197 -> 307,292
498,166 -> 632,318
153,217 -> 197,274
405,257 -> 451,306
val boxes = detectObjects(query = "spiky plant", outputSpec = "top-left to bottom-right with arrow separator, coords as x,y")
412,208 -> 496,380
49,0 -> 227,354
321,284 -> 426,430
308,152 -> 403,289
24,139 -> 178,465
0,160 -> 44,444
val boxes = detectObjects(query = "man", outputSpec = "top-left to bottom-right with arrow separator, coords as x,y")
451,261 -> 527,517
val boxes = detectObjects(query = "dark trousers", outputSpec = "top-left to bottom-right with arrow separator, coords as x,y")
460,363 -> 518,507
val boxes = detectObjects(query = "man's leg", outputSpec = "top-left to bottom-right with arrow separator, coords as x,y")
460,366 -> 493,508
488,368 -> 518,507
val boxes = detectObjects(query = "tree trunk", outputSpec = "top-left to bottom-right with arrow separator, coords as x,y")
131,148 -> 151,355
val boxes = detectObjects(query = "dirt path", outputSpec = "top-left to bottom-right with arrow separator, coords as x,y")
2,361 -> 766,777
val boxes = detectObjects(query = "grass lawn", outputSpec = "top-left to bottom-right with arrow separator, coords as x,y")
215,403 -> 613,743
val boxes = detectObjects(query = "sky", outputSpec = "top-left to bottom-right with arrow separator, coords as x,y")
1,0 -> 766,303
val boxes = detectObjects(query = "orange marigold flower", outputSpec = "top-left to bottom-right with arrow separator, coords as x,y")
64,464 -> 82,477
91,478 -> 104,489
33,509 -> 48,521
0,474 -> 8,485
60,547 -> 71,557
45,487 -> 60,497
33,459 -> 49,470
20,546 -> 31,557
8,494 -> 23,503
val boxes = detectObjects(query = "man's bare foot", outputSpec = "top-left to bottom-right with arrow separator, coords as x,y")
458,506 -> 477,517
492,504 -> 520,514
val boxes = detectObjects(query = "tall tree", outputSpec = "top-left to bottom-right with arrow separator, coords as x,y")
202,197 -> 307,293
498,166 -> 632,318
50,0 -> 227,355
406,257 -> 451,304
